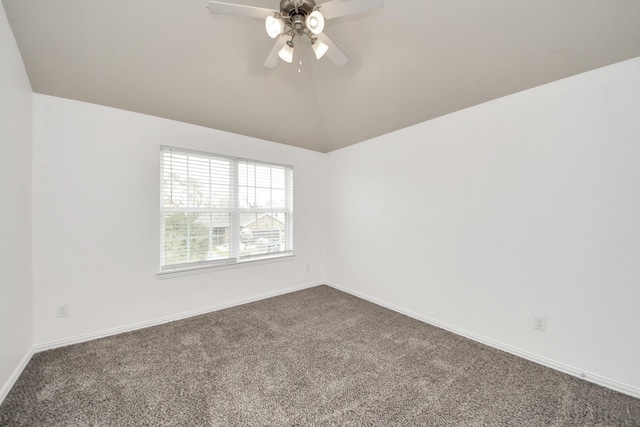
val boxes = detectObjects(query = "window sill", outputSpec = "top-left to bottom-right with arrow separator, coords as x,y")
156,254 -> 295,280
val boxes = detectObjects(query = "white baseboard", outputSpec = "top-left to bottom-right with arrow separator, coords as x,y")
326,281 -> 640,400
33,280 -> 323,353
2,281 -> 321,405
7,280 -> 638,406
0,346 -> 34,405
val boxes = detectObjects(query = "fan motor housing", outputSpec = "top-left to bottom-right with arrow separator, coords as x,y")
280,0 -> 316,17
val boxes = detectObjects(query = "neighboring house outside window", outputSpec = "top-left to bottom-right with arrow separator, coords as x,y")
160,146 -> 293,272
211,227 -> 226,245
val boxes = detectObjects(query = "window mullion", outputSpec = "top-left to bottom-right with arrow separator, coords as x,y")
230,159 -> 240,260
285,167 -> 293,251
208,158 -> 212,258
186,158 -> 191,262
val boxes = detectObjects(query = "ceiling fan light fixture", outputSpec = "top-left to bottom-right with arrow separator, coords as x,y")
278,42 -> 294,63
207,0 -> 377,67
265,15 -> 285,38
305,10 -> 325,35
312,39 -> 328,59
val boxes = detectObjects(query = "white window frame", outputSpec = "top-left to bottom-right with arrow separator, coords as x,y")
158,146 -> 294,277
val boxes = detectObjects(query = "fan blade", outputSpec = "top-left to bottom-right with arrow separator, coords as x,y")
318,0 -> 384,20
207,1 -> 277,19
264,35 -> 288,68
316,33 -> 348,66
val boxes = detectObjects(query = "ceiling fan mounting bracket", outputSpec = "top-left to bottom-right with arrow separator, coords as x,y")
290,14 -> 307,35
280,0 -> 316,17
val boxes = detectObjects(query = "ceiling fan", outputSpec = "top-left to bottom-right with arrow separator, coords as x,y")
207,0 -> 384,68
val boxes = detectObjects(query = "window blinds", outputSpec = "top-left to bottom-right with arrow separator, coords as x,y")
160,146 -> 293,271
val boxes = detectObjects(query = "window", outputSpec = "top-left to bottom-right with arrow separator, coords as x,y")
160,146 -> 293,272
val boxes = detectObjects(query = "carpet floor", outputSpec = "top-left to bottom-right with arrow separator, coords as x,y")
1,285 -> 639,426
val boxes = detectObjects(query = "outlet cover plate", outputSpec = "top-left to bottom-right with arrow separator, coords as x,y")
57,304 -> 69,318
533,315 -> 546,331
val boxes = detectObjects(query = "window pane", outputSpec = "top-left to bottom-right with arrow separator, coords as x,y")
271,189 -> 285,209
211,159 -> 231,209
212,184 -> 229,208
163,212 -> 189,265
238,186 -> 257,209
238,162 -> 255,187
255,165 -> 271,188
272,168 -> 285,189
238,212 -> 287,257
188,156 -> 210,208
256,188 -> 271,209
188,213 -> 210,262
210,213 -> 231,260
162,153 -> 189,208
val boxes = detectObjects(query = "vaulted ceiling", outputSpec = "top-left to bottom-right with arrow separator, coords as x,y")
4,0 -> 640,152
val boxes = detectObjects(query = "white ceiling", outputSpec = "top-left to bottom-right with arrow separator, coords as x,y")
4,0 -> 640,152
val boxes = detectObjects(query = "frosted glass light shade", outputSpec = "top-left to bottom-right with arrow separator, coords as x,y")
312,40 -> 328,59
305,11 -> 324,35
265,16 -> 285,38
278,43 -> 294,63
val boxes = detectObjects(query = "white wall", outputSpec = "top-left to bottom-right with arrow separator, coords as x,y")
32,95 -> 326,345
0,3 -> 33,399
326,57 -> 640,392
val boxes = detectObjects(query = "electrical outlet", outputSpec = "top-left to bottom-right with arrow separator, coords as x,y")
57,304 -> 69,318
306,264 -> 311,272
533,315 -> 546,331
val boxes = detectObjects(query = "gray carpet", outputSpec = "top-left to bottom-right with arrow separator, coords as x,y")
1,285 -> 639,426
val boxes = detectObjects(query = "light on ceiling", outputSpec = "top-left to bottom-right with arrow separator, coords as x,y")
278,41 -> 294,63
265,15 -> 285,38
312,40 -> 328,59
305,11 -> 325,35
261,4 -> 331,65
